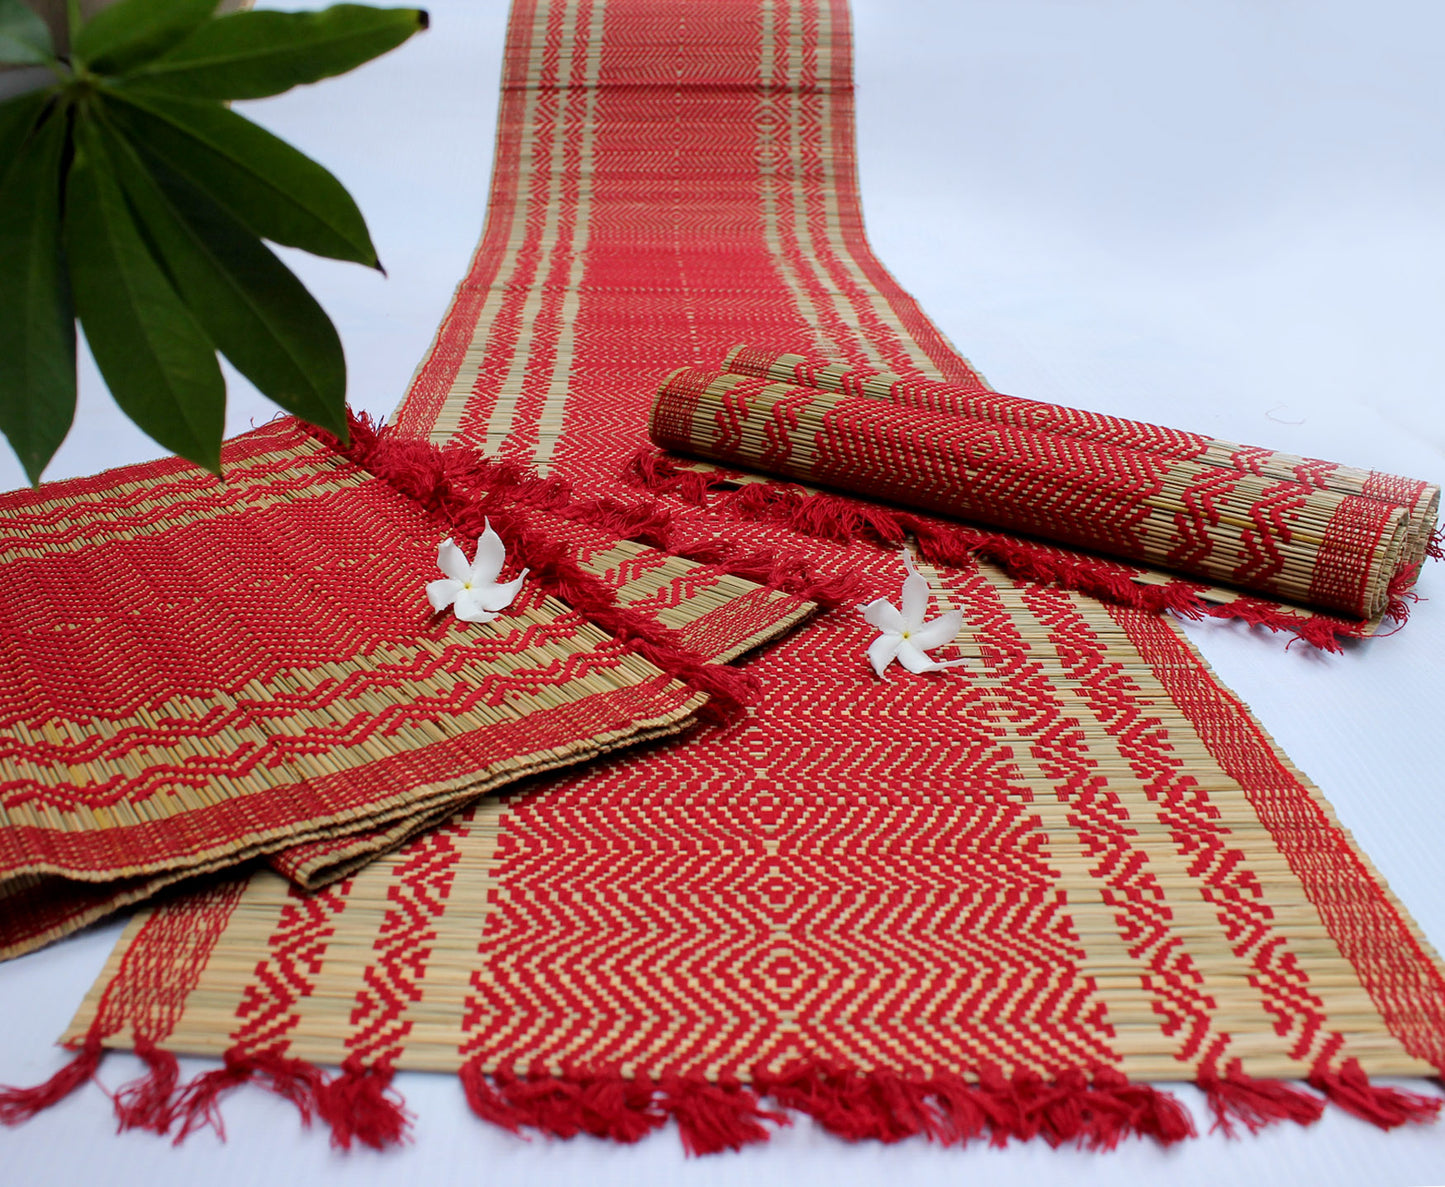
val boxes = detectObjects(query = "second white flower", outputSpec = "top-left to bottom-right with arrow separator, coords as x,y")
860,551 -> 968,678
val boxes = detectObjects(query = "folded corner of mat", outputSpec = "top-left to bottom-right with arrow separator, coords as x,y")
0,414 -> 830,960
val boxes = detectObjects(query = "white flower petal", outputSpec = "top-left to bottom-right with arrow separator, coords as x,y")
453,587 -> 502,623
898,641 -> 968,674
473,568 -> 529,613
426,578 -> 464,613
437,538 -> 472,584
867,632 -> 902,678
895,639 -> 937,673
900,570 -> 930,629
909,608 -> 962,652
860,597 -> 904,634
470,518 -> 507,587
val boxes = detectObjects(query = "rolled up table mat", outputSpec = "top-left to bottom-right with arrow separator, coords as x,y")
723,344 -> 1441,574
650,365 -> 1414,619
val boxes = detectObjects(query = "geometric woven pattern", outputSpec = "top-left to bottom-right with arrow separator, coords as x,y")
651,350 -> 1437,618
68,555 -> 1445,1086
67,549 -> 1445,1093
54,0 -> 1444,1151
0,418 -> 813,959
723,343 -> 1442,579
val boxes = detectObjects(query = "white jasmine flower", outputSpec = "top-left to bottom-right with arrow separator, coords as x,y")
426,520 -> 528,623
860,551 -> 968,678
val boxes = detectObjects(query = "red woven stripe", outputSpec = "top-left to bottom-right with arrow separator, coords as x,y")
1307,497 -> 1401,618
728,345 -> 1209,459
1116,605 -> 1445,1073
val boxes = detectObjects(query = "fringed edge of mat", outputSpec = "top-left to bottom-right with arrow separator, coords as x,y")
300,413 -> 862,724
4,1031 -> 1440,1152
627,447 -> 1428,653
326,412 -> 861,613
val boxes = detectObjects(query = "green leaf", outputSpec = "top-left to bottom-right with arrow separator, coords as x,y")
65,115 -> 225,474
101,85 -> 381,268
0,87 -> 54,186
0,98 -> 74,485
74,0 -> 217,76
100,101 -> 349,440
133,5 -> 429,101
0,0 -> 56,66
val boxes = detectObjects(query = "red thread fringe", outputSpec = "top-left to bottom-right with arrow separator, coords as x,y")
302,414 -> 867,724
112,1036 -> 181,1134
1384,564 -> 1422,629
9,1041 -> 1441,1149
315,1055 -> 411,1150
459,1063 -> 666,1143
1309,1058 -> 1443,1130
627,446 -> 1428,653
327,413 -> 856,612
0,1027 -> 103,1125
1198,1060 -> 1326,1135
659,1075 -> 787,1155
752,1064 -> 1194,1150
169,1047 -> 330,1143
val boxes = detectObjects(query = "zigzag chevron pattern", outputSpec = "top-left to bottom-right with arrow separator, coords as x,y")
0,416 -> 812,958
55,0 -> 1445,1154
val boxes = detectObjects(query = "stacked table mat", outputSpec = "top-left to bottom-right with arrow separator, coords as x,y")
0,416 -> 818,958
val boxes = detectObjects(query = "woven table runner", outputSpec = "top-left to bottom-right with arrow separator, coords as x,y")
14,0 -> 1444,1154
0,415 -> 819,959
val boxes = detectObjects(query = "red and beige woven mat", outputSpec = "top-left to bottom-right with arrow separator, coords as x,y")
646,346 -> 1437,623
0,416 -> 817,959
14,0 -> 1444,1154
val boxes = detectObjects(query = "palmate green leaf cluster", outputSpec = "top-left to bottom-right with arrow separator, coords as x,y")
0,0 -> 428,483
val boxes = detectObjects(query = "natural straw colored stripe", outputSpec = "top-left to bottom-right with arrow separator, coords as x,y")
651,366 -> 1411,618
0,411 -> 812,960
60,553 -> 1442,1080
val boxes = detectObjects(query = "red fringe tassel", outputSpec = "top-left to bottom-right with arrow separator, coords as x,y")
752,1064 -> 1194,1150
301,415 -> 878,725
0,1027 -> 103,1124
165,1046 -> 330,1143
323,413 -> 858,612
1384,564 -> 1423,629
459,1062 -> 665,1143
315,1055 -> 411,1150
1309,1058 -> 1443,1130
755,1065 -> 937,1144
8,1040 -> 1442,1150
659,1075 -> 786,1155
627,446 -> 1432,653
1198,1060 -> 1327,1135
112,1035 -> 181,1134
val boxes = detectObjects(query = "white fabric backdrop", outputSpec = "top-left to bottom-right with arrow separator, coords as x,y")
2,2 -> 1443,1183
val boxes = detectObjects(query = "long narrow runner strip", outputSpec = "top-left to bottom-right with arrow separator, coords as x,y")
36,0 -> 1444,1152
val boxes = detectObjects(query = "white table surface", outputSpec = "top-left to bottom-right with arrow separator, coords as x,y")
2,2 -> 1442,1184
